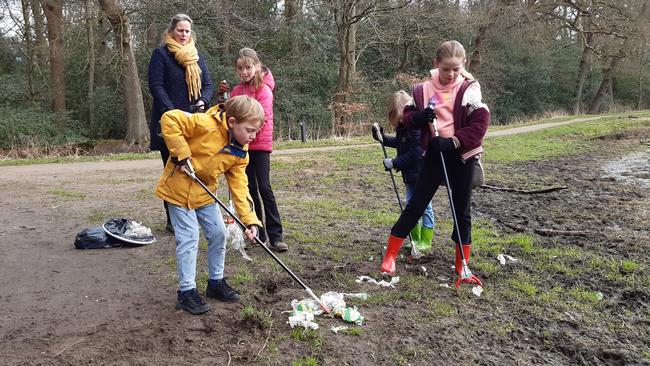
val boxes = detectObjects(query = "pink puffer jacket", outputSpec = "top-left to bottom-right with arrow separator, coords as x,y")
231,69 -> 275,152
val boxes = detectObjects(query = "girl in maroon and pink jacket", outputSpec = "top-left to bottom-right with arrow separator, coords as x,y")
230,48 -> 288,252
380,40 -> 490,288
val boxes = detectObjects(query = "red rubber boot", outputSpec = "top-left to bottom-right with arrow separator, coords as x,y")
380,235 -> 406,275
454,243 -> 483,288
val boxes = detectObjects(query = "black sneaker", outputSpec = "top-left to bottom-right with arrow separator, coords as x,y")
176,289 -> 210,315
165,222 -> 175,234
206,278 -> 240,302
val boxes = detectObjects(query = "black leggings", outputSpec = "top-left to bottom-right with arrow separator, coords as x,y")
391,151 -> 475,244
246,151 -> 283,243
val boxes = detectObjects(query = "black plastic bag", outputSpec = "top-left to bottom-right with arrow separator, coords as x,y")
74,226 -> 121,249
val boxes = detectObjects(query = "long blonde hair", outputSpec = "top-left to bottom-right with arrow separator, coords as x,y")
236,48 -> 265,90
435,40 -> 474,80
387,90 -> 412,127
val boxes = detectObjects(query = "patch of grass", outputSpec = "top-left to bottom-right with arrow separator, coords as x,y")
340,327 -> 364,336
47,188 -> 86,199
484,115 -> 650,162
427,299 -> 456,318
568,287 -> 603,304
291,356 -> 320,366
196,271 -> 208,292
290,328 -> 322,350
198,237 -> 208,251
165,255 -> 175,270
508,274 -> 538,297
240,304 -> 273,330
88,209 -> 126,224
229,265 -> 256,286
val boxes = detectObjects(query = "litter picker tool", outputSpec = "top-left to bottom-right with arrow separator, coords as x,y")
426,99 -> 482,288
372,123 -> 422,260
182,160 -> 330,313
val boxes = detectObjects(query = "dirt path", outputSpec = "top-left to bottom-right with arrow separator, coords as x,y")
0,114 -> 647,365
1,114 -> 637,176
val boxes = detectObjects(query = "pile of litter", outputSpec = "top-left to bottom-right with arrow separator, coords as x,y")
288,292 -> 368,330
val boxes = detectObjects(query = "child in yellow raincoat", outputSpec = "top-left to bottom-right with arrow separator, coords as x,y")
155,95 -> 264,315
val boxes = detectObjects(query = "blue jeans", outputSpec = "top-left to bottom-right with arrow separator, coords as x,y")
405,184 -> 434,229
168,203 -> 226,292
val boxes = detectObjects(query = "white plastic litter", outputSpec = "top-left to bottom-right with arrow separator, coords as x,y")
472,286 -> 484,297
288,311 -> 319,330
224,200 -> 251,261
439,283 -> 452,288
420,266 -> 428,276
595,292 -> 604,301
355,275 -> 400,288
342,292 -> 369,300
124,221 -> 153,239
320,292 -> 346,314
497,254 -> 518,265
331,325 -> 349,333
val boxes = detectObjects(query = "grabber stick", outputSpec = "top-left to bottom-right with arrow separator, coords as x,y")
427,100 -> 482,288
372,123 -> 422,259
182,161 -> 331,313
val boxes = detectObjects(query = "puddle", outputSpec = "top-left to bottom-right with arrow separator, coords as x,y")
601,148 -> 650,188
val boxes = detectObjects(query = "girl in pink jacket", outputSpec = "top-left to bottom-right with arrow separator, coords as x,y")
230,48 -> 288,252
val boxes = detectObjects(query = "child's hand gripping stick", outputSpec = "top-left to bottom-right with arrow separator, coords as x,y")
427,97 -> 439,137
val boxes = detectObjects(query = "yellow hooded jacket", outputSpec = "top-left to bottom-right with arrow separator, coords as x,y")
154,105 -> 261,228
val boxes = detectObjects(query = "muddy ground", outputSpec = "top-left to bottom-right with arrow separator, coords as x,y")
0,122 -> 649,365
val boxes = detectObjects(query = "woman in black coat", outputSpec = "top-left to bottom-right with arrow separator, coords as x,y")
148,13 -> 214,233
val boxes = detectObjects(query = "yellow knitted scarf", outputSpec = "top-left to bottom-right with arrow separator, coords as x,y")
165,34 -> 202,101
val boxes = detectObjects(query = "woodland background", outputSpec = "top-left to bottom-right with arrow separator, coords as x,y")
0,0 -> 648,150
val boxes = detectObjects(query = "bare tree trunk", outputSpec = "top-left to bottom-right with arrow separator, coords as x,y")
20,0 -> 35,99
95,14 -> 110,88
98,0 -> 147,145
285,0 -> 300,58
216,0 -> 232,66
333,21 -> 351,136
572,5 -> 593,115
84,0 -> 95,129
42,0 -> 66,117
469,0 -> 512,74
573,45 -> 593,114
31,0 -> 48,70
588,3 -> 646,114
638,41 -> 648,110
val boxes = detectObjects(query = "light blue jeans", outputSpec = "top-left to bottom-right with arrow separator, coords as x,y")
406,184 -> 434,229
168,203 -> 226,292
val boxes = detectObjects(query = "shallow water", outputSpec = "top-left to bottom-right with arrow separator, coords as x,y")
601,148 -> 650,188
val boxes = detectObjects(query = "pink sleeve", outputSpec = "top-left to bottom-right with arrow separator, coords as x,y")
230,85 -> 243,98
256,85 -> 274,131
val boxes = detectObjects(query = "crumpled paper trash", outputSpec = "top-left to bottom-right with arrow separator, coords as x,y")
355,275 -> 399,288
331,325 -> 349,333
472,286 -> 484,297
497,254 -> 518,265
